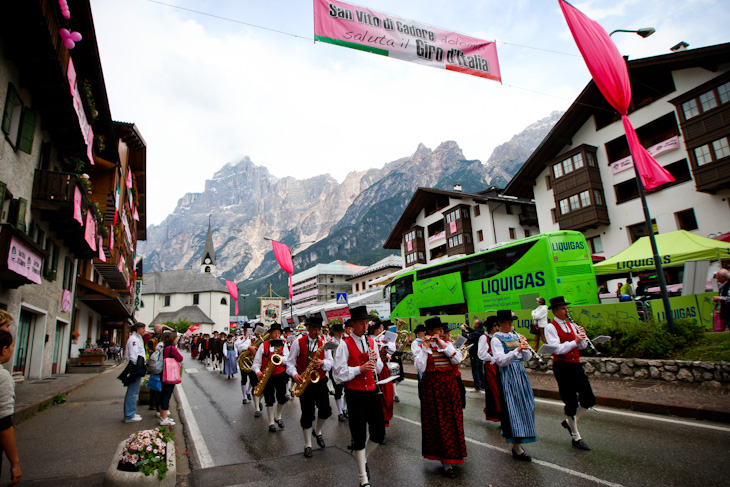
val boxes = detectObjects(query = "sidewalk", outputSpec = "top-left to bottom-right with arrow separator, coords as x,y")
402,363 -> 730,423
4,364 -> 190,486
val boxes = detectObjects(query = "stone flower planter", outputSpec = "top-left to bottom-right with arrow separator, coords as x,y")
102,439 -> 176,487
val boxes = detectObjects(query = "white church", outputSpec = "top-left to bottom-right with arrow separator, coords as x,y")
136,221 -> 231,336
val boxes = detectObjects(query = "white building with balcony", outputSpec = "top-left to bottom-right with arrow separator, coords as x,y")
291,261 -> 366,311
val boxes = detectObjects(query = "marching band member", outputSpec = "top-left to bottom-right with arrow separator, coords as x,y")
369,319 -> 395,430
329,323 -> 348,421
544,296 -> 594,451
251,323 -> 290,432
334,306 -> 385,487
235,325 -> 252,404
413,317 -> 466,478
491,310 -> 537,461
477,316 -> 501,423
286,316 -> 333,457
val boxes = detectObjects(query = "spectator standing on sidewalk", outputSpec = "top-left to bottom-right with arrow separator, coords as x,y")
159,332 -> 183,426
461,319 -> 485,392
123,323 -> 147,423
0,329 -> 21,485
713,269 -> 730,331
531,297 -> 549,351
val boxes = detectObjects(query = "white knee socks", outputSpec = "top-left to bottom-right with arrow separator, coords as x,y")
266,406 -> 275,426
303,427 -> 313,448
336,398 -> 344,414
365,438 -> 378,458
253,395 -> 261,412
275,402 -> 284,420
315,417 -> 326,436
566,415 -> 580,440
354,448 -> 368,485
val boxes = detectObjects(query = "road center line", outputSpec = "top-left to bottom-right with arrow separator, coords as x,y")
533,398 -> 730,433
393,414 -> 625,487
177,381 -> 215,468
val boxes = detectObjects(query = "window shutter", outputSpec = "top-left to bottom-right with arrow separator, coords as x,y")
17,108 -> 37,154
0,182 -> 6,213
8,198 -> 27,232
2,84 -> 19,135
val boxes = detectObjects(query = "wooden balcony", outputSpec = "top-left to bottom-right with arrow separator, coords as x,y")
519,207 -> 539,227
692,158 -> 730,194
553,166 -> 604,200
557,206 -> 610,231
94,241 -> 133,293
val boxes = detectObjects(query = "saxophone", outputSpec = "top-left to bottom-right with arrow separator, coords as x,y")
238,332 -> 269,372
292,340 -> 326,397
253,344 -> 283,397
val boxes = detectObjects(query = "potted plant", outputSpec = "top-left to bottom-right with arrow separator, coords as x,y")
103,427 -> 176,487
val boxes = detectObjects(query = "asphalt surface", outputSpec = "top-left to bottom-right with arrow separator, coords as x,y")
178,350 -> 730,487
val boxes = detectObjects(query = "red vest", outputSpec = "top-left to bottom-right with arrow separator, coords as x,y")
343,335 -> 377,391
296,335 -> 326,380
551,319 -> 581,363
262,341 -> 286,375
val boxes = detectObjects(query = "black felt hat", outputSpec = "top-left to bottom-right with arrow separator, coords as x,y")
548,296 -> 571,309
349,305 -> 370,321
424,317 -> 444,331
496,310 -> 517,322
268,323 -> 283,332
330,323 -> 344,333
304,315 -> 323,328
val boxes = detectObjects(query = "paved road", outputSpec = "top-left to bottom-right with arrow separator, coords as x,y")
178,351 -> 730,487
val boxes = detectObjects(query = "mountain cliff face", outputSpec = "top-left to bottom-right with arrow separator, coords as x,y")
139,111 -> 563,306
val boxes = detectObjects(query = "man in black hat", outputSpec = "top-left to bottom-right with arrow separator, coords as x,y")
333,306 -> 384,487
329,322 -> 348,420
544,296 -> 594,451
235,323 -> 253,404
286,316 -> 333,458
477,315 -> 501,423
252,323 -> 290,432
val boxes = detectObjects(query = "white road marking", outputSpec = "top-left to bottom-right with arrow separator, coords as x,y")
185,368 -> 199,374
393,414 -> 626,487
177,382 -> 214,468
533,398 -> 730,433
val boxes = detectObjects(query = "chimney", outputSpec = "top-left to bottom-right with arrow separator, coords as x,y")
670,41 -> 689,52
453,183 -> 462,192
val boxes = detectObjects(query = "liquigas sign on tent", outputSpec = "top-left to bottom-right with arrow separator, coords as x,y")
314,0 -> 501,82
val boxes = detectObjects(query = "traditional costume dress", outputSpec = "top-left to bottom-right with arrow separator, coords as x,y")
374,333 -> 395,427
286,327 -> 333,458
413,335 -> 467,468
222,339 -> 238,378
491,331 -> 537,447
190,336 -> 199,359
252,328 -> 290,432
235,334 -> 253,403
478,332 -> 500,423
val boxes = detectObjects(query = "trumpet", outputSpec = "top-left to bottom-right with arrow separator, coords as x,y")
566,310 -> 600,355
238,332 -> 269,372
517,334 -> 546,366
253,345 -> 283,397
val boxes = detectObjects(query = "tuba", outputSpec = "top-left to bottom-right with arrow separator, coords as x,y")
238,332 -> 269,372
395,319 -> 412,353
253,344 -> 283,397
292,340 -> 326,397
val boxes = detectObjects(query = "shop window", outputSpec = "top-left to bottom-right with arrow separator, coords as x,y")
675,209 -> 698,231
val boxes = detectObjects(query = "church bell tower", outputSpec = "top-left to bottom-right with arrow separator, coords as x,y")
200,216 -> 217,275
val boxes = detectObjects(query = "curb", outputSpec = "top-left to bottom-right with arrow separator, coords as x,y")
403,372 -> 730,424
12,364 -> 120,426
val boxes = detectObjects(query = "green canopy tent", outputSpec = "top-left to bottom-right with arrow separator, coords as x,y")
594,230 -> 730,275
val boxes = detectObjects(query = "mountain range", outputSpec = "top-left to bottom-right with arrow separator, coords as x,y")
138,110 -> 563,315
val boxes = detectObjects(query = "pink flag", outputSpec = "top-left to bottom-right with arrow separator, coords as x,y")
73,186 -> 83,225
126,169 -> 132,188
84,211 -> 97,251
98,236 -> 106,262
133,207 -> 139,221
271,240 -> 294,300
558,0 -> 674,190
226,280 -> 239,315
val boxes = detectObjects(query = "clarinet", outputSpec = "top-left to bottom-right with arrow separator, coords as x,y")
517,334 -> 546,366
365,330 -> 383,396
566,310 -> 600,355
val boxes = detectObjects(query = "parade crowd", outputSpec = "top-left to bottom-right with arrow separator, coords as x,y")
117,296 -> 597,487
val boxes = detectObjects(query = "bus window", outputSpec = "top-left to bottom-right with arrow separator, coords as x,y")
465,241 -> 536,281
391,274 -> 414,310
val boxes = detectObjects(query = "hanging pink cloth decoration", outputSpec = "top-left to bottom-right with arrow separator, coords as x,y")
225,280 -> 239,315
558,0 -> 674,191
271,240 -> 294,300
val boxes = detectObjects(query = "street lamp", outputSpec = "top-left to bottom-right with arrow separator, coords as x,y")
609,28 -> 655,38
263,237 -> 316,326
239,293 -> 249,322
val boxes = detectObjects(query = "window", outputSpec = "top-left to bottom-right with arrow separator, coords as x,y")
719,81 -> 730,104
699,91 -> 717,112
2,83 -> 37,153
418,251 -> 424,261
682,99 -> 700,119
473,205 -> 480,217
551,208 -> 557,223
628,220 -> 656,243
587,235 -> 603,253
220,298 -> 227,305
586,152 -> 597,167
464,233 -> 471,244
524,229 -> 531,238
62,257 -> 74,291
553,163 -> 563,178
569,194 -> 580,211
445,208 -> 461,223
559,199 -> 569,215
593,190 -> 604,206
505,204 -> 513,215
614,159 -> 692,203
193,294 -> 199,305
713,137 -> 730,159
448,234 -> 463,247
477,230 -> 484,242
355,283 -> 359,292
675,209 -> 698,231
579,191 -> 591,208
572,153 -> 584,170
545,175 -> 552,190
509,228 -> 516,240
164,295 -> 170,307
695,144 -> 713,166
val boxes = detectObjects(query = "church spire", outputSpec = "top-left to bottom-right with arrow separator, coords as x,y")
201,215 -> 217,274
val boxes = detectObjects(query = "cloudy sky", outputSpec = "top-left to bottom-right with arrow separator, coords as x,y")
89,0 -> 730,225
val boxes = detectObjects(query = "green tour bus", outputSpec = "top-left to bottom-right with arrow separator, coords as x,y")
388,230 -> 599,318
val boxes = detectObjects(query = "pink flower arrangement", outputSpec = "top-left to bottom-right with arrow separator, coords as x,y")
118,427 -> 174,478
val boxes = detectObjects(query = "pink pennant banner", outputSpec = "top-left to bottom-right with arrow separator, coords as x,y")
84,211 -> 97,251
558,0 -> 674,191
126,169 -> 133,188
61,289 -> 72,312
98,236 -> 106,262
226,280 -> 239,316
271,240 -> 294,300
73,186 -> 83,225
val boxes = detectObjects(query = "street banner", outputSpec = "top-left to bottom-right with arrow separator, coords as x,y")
314,0 -> 501,82
73,186 -> 83,224
260,298 -> 284,326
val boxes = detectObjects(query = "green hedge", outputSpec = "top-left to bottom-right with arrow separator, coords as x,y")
582,317 -> 705,359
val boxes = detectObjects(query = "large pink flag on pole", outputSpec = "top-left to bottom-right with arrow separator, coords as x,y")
271,240 -> 294,300
225,280 -> 239,316
558,0 -> 674,190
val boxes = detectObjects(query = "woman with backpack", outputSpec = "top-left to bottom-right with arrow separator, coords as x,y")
159,332 -> 184,426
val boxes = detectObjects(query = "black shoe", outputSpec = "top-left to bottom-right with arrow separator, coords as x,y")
276,419 -> 285,429
304,446 -> 313,458
243,398 -> 248,404
572,439 -> 591,451
343,410 -> 349,419
338,413 -> 346,422
312,431 -> 325,448
259,403 -> 264,411
443,467 -> 456,479
269,424 -> 277,432
512,448 -> 532,462
247,393 -> 252,401
394,395 -> 400,402
380,436 -> 386,445
254,410 -> 261,418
